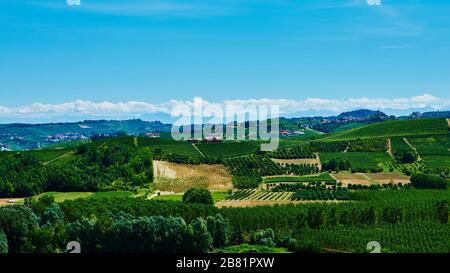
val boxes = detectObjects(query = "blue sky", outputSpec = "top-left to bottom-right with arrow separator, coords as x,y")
1,0 -> 450,121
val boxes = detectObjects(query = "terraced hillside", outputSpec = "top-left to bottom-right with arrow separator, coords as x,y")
324,118 -> 448,141
138,137 -> 202,157
196,142 -> 258,158
406,134 -> 450,169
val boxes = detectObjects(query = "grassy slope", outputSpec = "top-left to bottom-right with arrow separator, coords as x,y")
263,173 -> 336,183
406,134 -> 450,168
319,152 -> 393,169
137,137 -> 201,157
33,192 -> 94,202
153,191 -> 230,201
324,118 -> 448,141
33,191 -> 133,203
196,142 -> 258,158
390,136 -> 414,154
332,122 -> 368,133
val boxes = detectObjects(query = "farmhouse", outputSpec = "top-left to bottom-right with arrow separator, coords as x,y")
145,132 -> 160,138
203,136 -> 223,143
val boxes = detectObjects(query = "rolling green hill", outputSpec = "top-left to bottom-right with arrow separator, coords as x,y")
196,142 -> 259,158
406,134 -> 450,169
0,119 -> 171,150
323,118 -> 449,141
320,152 -> 393,169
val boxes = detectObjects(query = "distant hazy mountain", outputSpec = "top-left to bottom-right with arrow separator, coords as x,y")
0,119 -> 171,150
337,109 -> 387,119
421,110 -> 450,118
1,108 -> 448,151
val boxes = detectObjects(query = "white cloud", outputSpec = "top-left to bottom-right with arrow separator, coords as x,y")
66,0 -> 81,6
377,44 -> 417,50
367,0 -> 381,6
32,0 -> 232,17
0,94 -> 449,121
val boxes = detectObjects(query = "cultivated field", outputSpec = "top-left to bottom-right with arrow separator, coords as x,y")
216,200 -> 302,208
263,173 -> 336,183
153,160 -> 233,191
217,198 -> 343,208
325,118 -> 448,140
319,152 -> 392,169
381,161 -> 425,173
195,142 -> 258,158
152,190 -> 230,202
331,172 -> 410,186
407,134 -> 450,169
271,154 -> 321,167
138,137 -> 202,157
364,172 -> 410,184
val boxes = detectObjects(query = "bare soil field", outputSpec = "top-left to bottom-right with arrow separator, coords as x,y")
271,158 -> 318,165
153,160 -> 233,191
271,153 -> 322,169
216,199 -> 344,208
331,173 -> 372,186
0,198 -> 23,206
365,173 -> 410,184
331,172 -> 410,186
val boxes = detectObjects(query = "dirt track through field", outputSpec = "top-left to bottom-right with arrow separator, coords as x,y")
0,198 -> 23,206
447,118 -> 450,128
387,138 -> 394,158
315,153 -> 322,171
403,137 -> 422,161
343,143 -> 350,153
44,151 -> 75,165
192,144 -> 205,157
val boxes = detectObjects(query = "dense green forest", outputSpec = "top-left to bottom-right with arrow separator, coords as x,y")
0,188 -> 448,253
0,144 -> 153,197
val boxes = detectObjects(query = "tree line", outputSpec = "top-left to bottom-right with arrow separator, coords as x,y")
0,144 -> 154,198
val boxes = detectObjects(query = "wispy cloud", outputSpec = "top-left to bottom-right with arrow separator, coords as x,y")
377,43 -> 417,50
28,0 -> 235,17
1,94 -> 448,120
79,1 -> 222,17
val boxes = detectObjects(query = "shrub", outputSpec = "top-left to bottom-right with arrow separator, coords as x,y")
232,176 -> 262,189
0,229 -> 7,253
322,159 -> 351,172
252,228 -> 275,247
395,149 -> 416,164
182,188 -> 214,205
410,174 -> 448,189
282,236 -> 316,253
0,205 -> 38,253
41,203 -> 64,226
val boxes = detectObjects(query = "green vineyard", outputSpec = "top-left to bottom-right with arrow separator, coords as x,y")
382,161 -> 425,174
263,173 -> 336,184
226,189 -> 294,201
